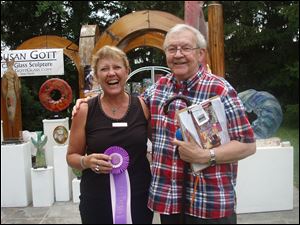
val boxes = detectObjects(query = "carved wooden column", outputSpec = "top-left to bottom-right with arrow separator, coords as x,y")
208,2 -> 225,77
79,25 -> 100,97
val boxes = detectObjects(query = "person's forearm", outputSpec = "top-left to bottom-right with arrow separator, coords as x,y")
67,153 -> 88,171
213,141 -> 256,164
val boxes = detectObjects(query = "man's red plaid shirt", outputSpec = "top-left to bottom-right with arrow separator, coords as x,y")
142,66 -> 255,219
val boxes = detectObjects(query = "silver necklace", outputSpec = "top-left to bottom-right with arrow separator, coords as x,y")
111,107 -> 118,115
100,93 -> 129,117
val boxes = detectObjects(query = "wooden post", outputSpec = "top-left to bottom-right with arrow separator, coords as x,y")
208,2 -> 225,77
79,25 -> 100,97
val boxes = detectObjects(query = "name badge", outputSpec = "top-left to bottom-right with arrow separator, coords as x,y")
112,122 -> 128,127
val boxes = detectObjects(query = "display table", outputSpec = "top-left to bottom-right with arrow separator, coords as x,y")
53,145 -> 72,201
43,118 -> 69,167
236,144 -> 294,213
72,178 -> 81,203
31,166 -> 54,207
1,142 -> 32,207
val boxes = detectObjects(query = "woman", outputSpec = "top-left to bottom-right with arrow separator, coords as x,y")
66,45 -> 153,224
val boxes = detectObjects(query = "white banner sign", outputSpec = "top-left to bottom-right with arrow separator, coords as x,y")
1,48 -> 64,77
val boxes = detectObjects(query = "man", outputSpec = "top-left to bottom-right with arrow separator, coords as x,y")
142,24 -> 255,224
73,24 -> 256,224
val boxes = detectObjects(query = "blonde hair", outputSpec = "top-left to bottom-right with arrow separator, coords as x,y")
91,45 -> 130,75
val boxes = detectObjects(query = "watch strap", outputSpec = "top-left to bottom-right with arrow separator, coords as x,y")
209,148 -> 216,166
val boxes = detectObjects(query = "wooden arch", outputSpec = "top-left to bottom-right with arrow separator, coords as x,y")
93,10 -> 184,54
123,31 -> 166,53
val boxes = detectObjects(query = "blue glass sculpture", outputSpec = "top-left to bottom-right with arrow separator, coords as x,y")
238,89 -> 283,139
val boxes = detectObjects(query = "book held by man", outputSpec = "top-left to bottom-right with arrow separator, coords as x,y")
176,96 -> 230,173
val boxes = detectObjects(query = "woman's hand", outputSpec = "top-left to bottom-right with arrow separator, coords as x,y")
84,153 -> 113,174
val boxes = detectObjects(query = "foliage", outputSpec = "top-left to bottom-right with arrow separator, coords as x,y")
220,1 -> 299,108
1,1 -> 184,131
21,80 -> 50,131
281,104 -> 299,128
275,126 -> 299,188
275,103 -> 299,187
1,1 -> 125,47
1,1 -> 299,131
119,1 -> 184,18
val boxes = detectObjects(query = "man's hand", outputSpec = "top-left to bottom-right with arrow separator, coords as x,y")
72,97 -> 89,118
172,130 -> 210,164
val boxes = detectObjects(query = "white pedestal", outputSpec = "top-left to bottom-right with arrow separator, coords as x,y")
43,118 -> 69,167
236,144 -> 294,213
31,166 -> 54,207
53,145 -> 72,201
1,142 -> 32,207
72,178 -> 81,203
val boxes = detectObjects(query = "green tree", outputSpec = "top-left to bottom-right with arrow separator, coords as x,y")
1,1 -> 298,131
1,1 -> 119,131
221,1 -> 299,108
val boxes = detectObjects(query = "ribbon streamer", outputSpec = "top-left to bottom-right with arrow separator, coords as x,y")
104,146 -> 132,224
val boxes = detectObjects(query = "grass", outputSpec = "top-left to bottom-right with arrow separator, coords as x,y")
275,126 -> 299,188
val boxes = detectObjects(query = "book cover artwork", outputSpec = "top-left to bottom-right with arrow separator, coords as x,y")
176,96 -> 230,173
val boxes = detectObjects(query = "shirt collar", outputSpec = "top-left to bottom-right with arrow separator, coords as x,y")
170,65 -> 205,91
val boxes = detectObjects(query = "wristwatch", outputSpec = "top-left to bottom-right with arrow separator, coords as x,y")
209,149 -> 216,166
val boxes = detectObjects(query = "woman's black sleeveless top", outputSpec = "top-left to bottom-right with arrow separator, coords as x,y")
80,94 -> 151,199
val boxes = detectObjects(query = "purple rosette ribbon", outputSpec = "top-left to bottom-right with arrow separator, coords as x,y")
104,146 -> 132,224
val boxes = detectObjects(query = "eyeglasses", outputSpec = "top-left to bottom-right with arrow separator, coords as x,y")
165,46 -> 200,55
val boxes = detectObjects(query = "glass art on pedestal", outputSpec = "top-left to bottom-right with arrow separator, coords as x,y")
238,89 -> 283,139
31,131 -> 48,168
72,168 -> 82,180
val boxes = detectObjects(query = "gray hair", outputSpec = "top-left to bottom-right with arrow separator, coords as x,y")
163,24 -> 207,49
